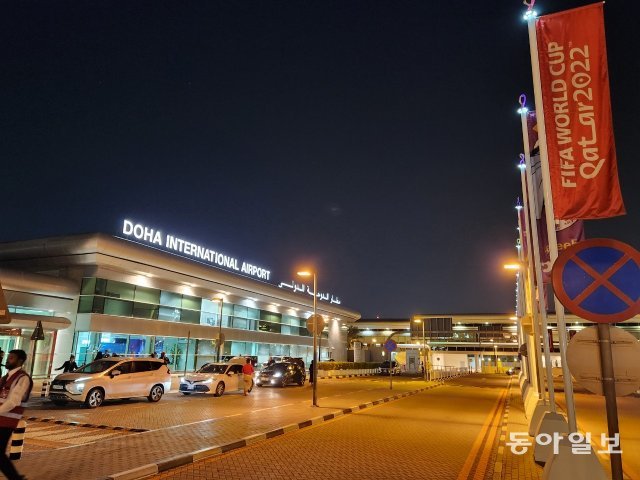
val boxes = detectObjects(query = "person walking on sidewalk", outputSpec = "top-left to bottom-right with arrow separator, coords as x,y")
55,354 -> 78,373
0,349 -> 33,480
242,357 -> 254,396
309,359 -> 314,384
0,349 -> 4,376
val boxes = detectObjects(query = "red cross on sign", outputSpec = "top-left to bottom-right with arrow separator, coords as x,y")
551,238 -> 640,323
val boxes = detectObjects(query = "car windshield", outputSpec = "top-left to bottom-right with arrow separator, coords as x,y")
75,360 -> 120,373
263,364 -> 287,373
197,364 -> 227,374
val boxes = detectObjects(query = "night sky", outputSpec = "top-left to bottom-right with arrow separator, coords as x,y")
2,1 -> 639,317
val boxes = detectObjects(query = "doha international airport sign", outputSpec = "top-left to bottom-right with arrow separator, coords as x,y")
121,219 -> 272,281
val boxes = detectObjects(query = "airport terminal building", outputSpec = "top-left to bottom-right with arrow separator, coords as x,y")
0,229 -> 360,377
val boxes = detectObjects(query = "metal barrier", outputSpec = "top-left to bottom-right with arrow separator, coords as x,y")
9,420 -> 26,460
40,380 -> 51,398
429,366 -> 470,381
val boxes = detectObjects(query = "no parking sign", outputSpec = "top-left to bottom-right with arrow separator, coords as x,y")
551,238 -> 640,323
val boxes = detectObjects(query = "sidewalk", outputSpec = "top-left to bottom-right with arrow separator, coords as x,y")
490,378 -> 543,480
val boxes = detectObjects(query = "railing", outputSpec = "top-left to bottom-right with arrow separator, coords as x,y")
429,366 -> 470,380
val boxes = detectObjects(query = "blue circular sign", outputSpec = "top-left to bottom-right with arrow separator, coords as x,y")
552,239 -> 640,323
383,339 -> 397,352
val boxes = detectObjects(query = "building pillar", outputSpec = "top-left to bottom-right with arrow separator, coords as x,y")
327,319 -> 347,361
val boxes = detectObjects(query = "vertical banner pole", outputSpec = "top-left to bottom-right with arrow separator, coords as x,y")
597,324 -> 623,480
526,13 -> 577,432
519,106 -> 557,409
516,194 -> 545,402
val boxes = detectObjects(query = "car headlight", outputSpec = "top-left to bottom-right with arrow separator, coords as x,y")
203,379 -> 213,384
273,372 -> 282,378
180,377 -> 187,383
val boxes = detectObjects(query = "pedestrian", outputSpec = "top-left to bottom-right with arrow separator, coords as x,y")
159,352 -> 170,365
0,349 -> 33,480
150,352 -> 157,358
267,356 -> 275,367
242,357 -> 254,396
309,359 -> 314,384
55,355 -> 78,373
94,350 -> 103,361
0,349 -> 4,376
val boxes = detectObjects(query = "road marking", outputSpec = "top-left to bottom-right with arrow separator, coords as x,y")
472,387 -> 508,480
456,383 -> 507,480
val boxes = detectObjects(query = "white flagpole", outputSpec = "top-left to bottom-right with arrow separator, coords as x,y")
525,8 -> 577,432
515,198 -> 545,401
519,103 -> 556,410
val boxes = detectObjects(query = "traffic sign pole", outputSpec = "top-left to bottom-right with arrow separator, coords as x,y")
597,324 -> 623,480
553,238 -> 640,480
383,337 -> 398,390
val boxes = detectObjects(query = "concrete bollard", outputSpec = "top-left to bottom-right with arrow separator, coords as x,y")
542,437 -> 607,480
41,380 -> 51,398
9,420 -> 26,460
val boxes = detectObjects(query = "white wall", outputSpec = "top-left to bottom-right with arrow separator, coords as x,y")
431,353 -> 469,369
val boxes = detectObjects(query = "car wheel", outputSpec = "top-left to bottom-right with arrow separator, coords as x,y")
52,400 -> 68,406
84,388 -> 104,408
214,382 -> 225,397
257,383 -> 263,388
298,377 -> 305,386
148,385 -> 164,402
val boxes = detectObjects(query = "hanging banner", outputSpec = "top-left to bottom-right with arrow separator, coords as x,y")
536,3 -> 625,219
526,111 -> 586,284
537,208 -> 585,284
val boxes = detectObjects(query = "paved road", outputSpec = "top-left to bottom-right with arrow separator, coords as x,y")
25,375 -> 426,433
16,376 -> 440,479
154,375 -> 511,480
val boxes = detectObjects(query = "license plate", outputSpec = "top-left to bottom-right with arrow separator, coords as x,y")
187,385 -> 195,390
52,385 -> 64,390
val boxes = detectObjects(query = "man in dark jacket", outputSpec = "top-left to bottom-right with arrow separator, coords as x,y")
55,355 -> 78,373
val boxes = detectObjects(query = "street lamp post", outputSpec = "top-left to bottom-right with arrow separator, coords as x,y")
414,319 -> 427,382
298,270 -> 318,407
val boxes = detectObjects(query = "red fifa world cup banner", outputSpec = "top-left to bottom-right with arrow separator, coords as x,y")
536,3 -> 625,219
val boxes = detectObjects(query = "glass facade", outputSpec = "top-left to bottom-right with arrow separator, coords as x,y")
74,277 -> 331,371
72,331 -> 328,370
78,277 -> 324,339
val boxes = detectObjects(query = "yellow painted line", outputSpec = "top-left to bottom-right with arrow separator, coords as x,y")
456,382 -> 508,480
472,388 -> 508,480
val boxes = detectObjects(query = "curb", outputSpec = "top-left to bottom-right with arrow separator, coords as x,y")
317,373 -> 378,379
25,416 -> 148,433
105,382 -> 446,479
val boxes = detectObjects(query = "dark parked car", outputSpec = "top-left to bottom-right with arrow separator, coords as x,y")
256,362 -> 306,388
506,366 -> 522,376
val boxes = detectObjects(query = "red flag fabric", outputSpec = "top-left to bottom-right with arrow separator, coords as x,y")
536,3 -> 625,219
526,111 -> 586,284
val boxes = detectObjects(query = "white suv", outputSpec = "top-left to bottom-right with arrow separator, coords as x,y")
49,357 -> 172,408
